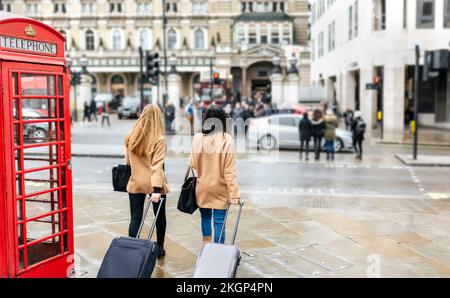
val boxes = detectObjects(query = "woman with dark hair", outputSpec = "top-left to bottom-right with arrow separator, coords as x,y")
188,105 -> 240,244
311,109 -> 325,161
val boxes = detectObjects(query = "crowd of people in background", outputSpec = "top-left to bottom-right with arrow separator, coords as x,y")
83,98 -> 111,127
171,91 -> 367,162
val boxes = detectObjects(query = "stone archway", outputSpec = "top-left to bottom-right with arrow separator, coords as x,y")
246,61 -> 274,97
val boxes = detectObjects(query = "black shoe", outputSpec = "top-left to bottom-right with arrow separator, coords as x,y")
156,244 -> 166,259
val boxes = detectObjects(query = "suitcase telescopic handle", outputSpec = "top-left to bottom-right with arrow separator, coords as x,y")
136,195 -> 165,241
219,202 -> 244,245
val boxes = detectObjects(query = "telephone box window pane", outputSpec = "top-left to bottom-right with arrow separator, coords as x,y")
27,236 -> 61,267
18,248 -> 25,270
57,76 -> 63,96
23,154 -> 57,171
12,72 -> 19,95
26,213 -> 60,240
22,99 -> 57,118
21,75 -> 56,96
14,124 -> 21,146
58,121 -> 65,141
23,121 -> 57,144
17,201 -> 24,222
15,174 -> 23,197
13,98 -> 19,119
25,191 -> 60,219
58,98 -> 65,118
24,168 -> 58,195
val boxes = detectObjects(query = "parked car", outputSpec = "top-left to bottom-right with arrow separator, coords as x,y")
22,108 -> 51,141
117,96 -> 141,119
247,114 -> 353,152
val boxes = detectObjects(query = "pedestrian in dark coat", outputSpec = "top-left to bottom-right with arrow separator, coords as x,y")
83,101 -> 91,122
351,111 -> 366,161
90,99 -> 98,122
311,109 -> 325,161
299,112 -> 313,160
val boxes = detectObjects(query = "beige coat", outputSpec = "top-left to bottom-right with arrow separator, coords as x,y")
125,136 -> 170,195
189,132 -> 240,210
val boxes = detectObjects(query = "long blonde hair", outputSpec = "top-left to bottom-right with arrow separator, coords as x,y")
125,104 -> 165,156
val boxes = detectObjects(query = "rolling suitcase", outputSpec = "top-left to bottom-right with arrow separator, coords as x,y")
97,196 -> 163,278
193,202 -> 244,278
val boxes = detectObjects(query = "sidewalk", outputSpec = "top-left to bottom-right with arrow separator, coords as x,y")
396,154 -> 450,167
374,127 -> 450,147
73,189 -> 450,278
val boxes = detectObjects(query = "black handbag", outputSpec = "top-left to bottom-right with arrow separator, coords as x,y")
112,164 -> 131,192
177,167 -> 198,214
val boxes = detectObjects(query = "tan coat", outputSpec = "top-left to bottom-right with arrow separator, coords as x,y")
189,132 -> 240,210
125,136 -> 170,195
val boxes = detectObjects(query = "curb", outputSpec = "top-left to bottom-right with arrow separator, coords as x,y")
395,154 -> 450,167
374,140 -> 450,148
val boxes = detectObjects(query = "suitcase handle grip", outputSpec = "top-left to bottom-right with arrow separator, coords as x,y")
219,202 -> 244,245
136,195 -> 165,241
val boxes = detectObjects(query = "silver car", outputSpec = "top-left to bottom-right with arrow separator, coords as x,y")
118,96 -> 141,119
247,114 -> 353,152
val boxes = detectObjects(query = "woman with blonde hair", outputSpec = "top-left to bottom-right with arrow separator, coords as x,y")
189,105 -> 240,244
125,104 -> 169,259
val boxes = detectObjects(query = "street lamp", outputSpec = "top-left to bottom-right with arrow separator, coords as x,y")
272,56 -> 281,74
79,55 -> 89,74
168,54 -> 177,74
287,53 -> 299,74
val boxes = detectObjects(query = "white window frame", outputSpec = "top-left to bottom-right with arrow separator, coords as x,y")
111,28 -> 124,51
193,28 -> 207,50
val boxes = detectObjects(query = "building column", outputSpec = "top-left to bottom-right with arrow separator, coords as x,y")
270,72 -> 283,107
167,73 -> 182,117
383,66 -> 405,141
360,68 -> 376,138
342,72 -> 356,111
285,73 -> 300,106
325,77 -> 334,103
77,74 -> 93,122
241,67 -> 247,98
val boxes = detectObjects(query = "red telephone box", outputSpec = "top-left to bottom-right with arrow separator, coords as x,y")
0,12 -> 74,278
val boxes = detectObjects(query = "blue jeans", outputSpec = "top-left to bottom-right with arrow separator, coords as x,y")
325,139 -> 335,160
200,208 -> 227,244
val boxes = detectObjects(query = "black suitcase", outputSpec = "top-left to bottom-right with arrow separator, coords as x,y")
97,196 -> 163,278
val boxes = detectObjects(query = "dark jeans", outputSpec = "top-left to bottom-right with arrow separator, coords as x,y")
101,115 -> 110,127
300,138 -> 310,157
313,135 -> 323,160
128,193 -> 166,246
353,138 -> 363,157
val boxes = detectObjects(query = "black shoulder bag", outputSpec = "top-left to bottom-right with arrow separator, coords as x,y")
177,167 -> 198,214
112,164 -> 131,192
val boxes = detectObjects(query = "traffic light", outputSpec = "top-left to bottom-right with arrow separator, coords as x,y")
146,51 -> 160,84
213,72 -> 220,84
70,72 -> 81,86
373,76 -> 382,90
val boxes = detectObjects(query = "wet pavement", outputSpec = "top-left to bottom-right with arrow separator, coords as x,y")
71,152 -> 450,278
68,118 -> 450,278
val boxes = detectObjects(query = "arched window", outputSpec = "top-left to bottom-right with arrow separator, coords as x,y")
167,29 -> 177,50
139,29 -> 150,50
112,29 -> 122,50
85,29 -> 95,50
111,75 -> 125,85
194,29 -> 205,49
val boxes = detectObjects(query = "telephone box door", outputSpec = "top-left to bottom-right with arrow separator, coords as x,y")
1,61 -> 74,277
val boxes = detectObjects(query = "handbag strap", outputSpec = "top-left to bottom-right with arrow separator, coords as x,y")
184,166 -> 195,181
